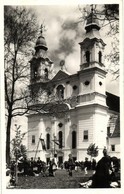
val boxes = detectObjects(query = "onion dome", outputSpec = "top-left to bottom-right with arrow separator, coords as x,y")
85,7 -> 100,33
35,26 -> 48,51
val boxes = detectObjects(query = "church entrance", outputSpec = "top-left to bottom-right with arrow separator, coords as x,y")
58,156 -> 63,167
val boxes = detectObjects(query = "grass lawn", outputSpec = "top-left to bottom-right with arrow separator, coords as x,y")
14,169 -> 94,189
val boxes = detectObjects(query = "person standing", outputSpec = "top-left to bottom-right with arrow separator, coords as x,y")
91,149 -> 112,188
92,159 -> 96,170
51,158 -> 57,177
68,154 -> 74,177
84,157 -> 89,175
48,160 -> 53,176
37,157 -> 42,174
30,157 -> 34,172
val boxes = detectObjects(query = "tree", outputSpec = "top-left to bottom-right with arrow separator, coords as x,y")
79,4 -> 119,79
10,124 -> 27,185
4,6 -> 67,164
87,143 -> 99,160
4,6 -> 39,164
11,124 -> 27,159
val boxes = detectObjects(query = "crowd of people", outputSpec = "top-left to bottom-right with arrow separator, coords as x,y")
8,157 -> 58,177
64,157 -> 97,173
6,151 -> 120,188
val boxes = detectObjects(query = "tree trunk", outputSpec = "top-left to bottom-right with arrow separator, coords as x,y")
6,111 -> 12,164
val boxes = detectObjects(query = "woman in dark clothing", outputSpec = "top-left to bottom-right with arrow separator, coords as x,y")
92,159 -> 96,170
37,157 -> 42,174
48,160 -> 53,176
92,155 -> 111,188
23,157 -> 29,176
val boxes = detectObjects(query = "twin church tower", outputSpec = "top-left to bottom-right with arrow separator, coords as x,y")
27,8 -> 108,164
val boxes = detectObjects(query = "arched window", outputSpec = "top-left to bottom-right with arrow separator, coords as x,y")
34,66 -> 38,79
56,85 -> 64,100
72,131 -> 76,149
44,68 -> 48,79
98,51 -> 102,63
46,133 -> 50,149
58,131 -> 63,149
85,51 -> 90,63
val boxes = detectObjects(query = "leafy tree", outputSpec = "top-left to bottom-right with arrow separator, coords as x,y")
4,6 -> 39,164
87,143 -> 99,160
79,4 -> 119,79
11,124 -> 27,160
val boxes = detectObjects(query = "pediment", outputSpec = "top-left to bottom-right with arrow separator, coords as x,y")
52,70 -> 70,81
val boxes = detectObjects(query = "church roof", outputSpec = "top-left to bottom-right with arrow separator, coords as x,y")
108,114 -> 120,138
52,70 -> 71,82
111,115 -> 120,137
106,92 -> 120,112
106,92 -> 120,138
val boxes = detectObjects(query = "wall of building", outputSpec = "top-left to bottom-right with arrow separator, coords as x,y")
108,137 -> 120,158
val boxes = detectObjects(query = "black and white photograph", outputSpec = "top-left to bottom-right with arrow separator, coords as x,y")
1,0 -> 123,192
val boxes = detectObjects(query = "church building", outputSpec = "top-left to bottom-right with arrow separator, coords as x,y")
27,9 -> 120,164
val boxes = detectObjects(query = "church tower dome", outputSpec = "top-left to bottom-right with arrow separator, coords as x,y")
85,8 -> 100,33
35,32 -> 48,51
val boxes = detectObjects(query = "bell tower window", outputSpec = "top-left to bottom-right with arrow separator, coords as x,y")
56,85 -> 64,100
34,66 -> 38,79
46,133 -> 50,149
44,68 -> 48,79
86,51 -> 90,63
98,51 -> 102,63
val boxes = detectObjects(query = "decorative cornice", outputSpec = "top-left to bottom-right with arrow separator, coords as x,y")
78,92 -> 107,98
75,103 -> 108,110
79,38 -> 106,47
79,66 -> 107,75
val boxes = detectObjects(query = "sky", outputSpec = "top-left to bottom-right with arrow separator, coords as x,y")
27,4 -> 119,96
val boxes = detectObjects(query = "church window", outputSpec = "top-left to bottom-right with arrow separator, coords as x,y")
32,135 -> 35,144
99,81 -> 102,86
73,85 -> 78,90
58,122 -> 63,128
72,131 -> 76,149
56,85 -> 64,100
98,51 -> 102,63
83,130 -> 88,140
58,131 -> 63,149
84,80 -> 90,86
111,144 -> 115,151
85,51 -> 90,63
46,133 -> 50,149
44,68 -> 48,79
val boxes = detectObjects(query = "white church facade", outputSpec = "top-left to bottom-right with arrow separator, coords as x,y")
27,9 -> 120,164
